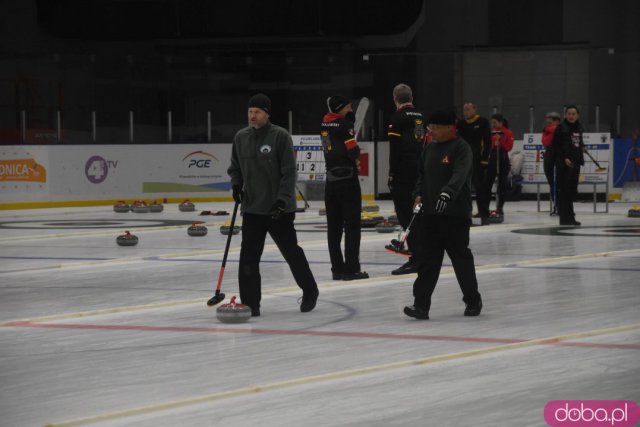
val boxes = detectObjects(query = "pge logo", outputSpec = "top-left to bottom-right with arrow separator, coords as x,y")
182,151 -> 218,168
85,155 -> 118,184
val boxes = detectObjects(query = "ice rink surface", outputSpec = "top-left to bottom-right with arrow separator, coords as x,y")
0,200 -> 639,427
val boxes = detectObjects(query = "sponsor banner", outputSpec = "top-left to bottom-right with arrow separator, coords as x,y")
1,141 -> 374,205
0,144 -> 232,203
0,146 -> 49,196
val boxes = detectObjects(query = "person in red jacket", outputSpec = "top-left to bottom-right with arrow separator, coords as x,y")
484,114 -> 514,217
542,111 -> 562,215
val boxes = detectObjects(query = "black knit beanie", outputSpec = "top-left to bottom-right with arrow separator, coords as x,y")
248,93 -> 271,114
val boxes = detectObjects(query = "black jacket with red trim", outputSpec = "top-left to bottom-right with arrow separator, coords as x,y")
320,112 -> 360,178
413,136 -> 473,218
387,103 -> 426,183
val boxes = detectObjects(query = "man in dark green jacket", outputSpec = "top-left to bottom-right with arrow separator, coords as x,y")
403,110 -> 482,320
228,93 -> 319,316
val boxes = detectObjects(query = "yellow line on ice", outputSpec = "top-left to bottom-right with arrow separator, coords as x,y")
43,321 -> 640,427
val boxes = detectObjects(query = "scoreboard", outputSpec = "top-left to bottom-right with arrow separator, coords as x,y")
292,135 -> 326,182
521,133 -> 611,183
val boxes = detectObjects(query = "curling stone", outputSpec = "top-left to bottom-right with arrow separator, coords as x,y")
488,210 -> 505,224
362,201 -> 380,213
131,201 -> 150,213
187,223 -> 208,236
116,231 -> 138,246
179,200 -> 196,212
149,201 -> 164,212
319,208 -> 326,216
387,214 -> 400,226
361,212 -> 385,228
629,205 -> 640,218
113,201 -> 130,213
376,220 -> 397,233
216,296 -> 251,324
220,220 -> 241,235
199,210 -> 228,216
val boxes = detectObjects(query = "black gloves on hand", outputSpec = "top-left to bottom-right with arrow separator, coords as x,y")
269,200 -> 286,220
434,192 -> 451,214
232,185 -> 243,204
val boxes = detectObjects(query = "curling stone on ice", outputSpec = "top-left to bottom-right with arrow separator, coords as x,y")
199,210 -> 228,216
113,201 -> 130,213
362,201 -> 380,213
116,230 -> 138,246
179,200 -> 196,212
220,219 -> 241,235
361,211 -> 385,228
216,296 -> 251,324
376,220 -> 397,233
488,210 -> 505,224
387,214 -> 400,226
131,200 -> 150,213
629,205 -> 640,218
187,223 -> 208,236
149,201 -> 164,212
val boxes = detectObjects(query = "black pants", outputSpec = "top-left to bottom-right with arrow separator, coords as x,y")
543,150 -> 556,205
239,212 -> 317,310
472,162 -> 489,217
556,163 -> 580,224
325,178 -> 362,275
484,150 -> 510,212
412,215 -> 481,313
391,180 -> 421,263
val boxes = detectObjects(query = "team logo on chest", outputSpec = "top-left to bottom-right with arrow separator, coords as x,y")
441,154 -> 450,165
259,144 -> 272,154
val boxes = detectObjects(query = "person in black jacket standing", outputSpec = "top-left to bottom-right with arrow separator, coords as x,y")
228,94 -> 319,316
404,110 -> 482,320
387,84 -> 426,275
320,95 -> 369,281
554,105 -> 585,226
457,102 -> 492,225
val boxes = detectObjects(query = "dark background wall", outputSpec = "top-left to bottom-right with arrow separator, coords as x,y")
0,0 -> 638,144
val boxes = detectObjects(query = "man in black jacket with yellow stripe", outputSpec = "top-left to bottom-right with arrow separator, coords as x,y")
387,83 -> 426,275
404,110 -> 482,320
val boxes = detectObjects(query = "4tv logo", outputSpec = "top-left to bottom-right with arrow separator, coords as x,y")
85,155 -> 118,184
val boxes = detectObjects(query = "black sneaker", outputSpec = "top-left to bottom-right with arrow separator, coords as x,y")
332,273 -> 343,280
251,307 -> 261,317
480,217 -> 490,226
391,261 -> 418,275
300,288 -> 319,313
403,305 -> 429,320
342,271 -> 369,281
464,297 -> 482,317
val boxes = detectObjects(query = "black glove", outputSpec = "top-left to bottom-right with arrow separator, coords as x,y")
232,185 -> 243,204
434,192 -> 451,214
269,200 -> 286,220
